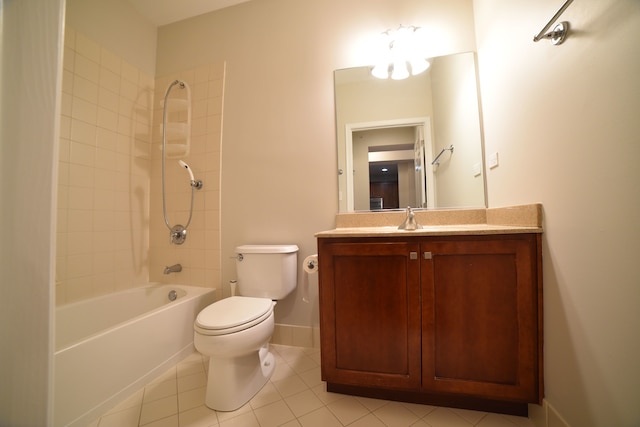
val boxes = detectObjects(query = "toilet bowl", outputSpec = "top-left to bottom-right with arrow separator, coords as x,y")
193,244 -> 298,411
194,296 -> 276,411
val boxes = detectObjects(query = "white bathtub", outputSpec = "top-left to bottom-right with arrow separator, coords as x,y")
54,283 -> 216,427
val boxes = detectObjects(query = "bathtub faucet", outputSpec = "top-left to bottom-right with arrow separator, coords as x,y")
164,264 -> 182,274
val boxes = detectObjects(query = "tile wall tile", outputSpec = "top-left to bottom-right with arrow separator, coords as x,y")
148,64 -> 224,292
56,29 -> 153,304
56,30 -> 222,305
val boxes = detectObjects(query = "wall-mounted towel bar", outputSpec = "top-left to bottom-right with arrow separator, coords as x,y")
432,145 -> 454,166
533,0 -> 574,45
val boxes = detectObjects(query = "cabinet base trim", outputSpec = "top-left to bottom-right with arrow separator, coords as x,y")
326,383 -> 528,417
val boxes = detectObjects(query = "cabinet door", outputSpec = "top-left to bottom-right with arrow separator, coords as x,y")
318,240 -> 421,390
421,236 -> 540,402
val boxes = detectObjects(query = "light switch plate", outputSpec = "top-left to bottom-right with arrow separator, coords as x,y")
473,162 -> 482,177
488,152 -> 499,169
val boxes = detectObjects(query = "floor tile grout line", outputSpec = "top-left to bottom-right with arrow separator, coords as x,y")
174,363 -> 182,419
261,348 -> 329,424
90,345 -> 535,427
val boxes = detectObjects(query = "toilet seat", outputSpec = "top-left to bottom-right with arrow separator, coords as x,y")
195,296 -> 274,336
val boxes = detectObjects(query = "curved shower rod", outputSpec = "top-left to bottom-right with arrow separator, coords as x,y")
161,80 -> 202,245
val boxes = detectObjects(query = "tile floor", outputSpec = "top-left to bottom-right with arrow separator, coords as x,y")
88,344 -> 534,427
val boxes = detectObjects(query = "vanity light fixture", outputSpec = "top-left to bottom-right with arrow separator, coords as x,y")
371,25 -> 430,80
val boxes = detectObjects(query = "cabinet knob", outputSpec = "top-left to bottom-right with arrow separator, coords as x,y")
423,252 -> 432,260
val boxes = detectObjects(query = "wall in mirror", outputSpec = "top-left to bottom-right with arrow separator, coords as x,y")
335,52 -> 487,212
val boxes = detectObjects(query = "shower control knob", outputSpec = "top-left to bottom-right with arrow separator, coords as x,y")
170,224 -> 187,245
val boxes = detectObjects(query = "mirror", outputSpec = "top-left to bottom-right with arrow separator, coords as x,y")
335,52 -> 486,212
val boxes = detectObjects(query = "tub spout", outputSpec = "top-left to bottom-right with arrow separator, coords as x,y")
164,264 -> 182,274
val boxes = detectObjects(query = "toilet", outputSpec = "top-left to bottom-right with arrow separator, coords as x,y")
193,244 -> 298,411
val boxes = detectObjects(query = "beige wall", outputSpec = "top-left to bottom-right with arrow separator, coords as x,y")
156,0 -> 477,327
430,53 -> 485,208
473,0 -> 640,426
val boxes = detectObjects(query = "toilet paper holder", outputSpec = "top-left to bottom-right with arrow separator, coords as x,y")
303,254 -> 318,274
302,254 -> 319,303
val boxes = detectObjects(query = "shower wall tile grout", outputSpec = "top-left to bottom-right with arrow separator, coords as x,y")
57,28 -> 223,306
148,63 -> 224,292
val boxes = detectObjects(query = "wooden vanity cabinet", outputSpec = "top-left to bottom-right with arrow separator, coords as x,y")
317,241 -> 422,390
421,235 -> 542,403
317,233 -> 543,414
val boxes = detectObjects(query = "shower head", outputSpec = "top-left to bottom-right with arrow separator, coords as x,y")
178,160 -> 203,189
178,160 -> 195,182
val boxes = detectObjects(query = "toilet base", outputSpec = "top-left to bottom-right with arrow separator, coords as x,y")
204,343 -> 275,411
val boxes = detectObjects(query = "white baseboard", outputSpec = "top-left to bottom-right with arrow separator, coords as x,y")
271,323 -> 320,348
530,400 -> 571,427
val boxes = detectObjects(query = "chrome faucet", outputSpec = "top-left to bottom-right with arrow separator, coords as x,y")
164,264 -> 182,274
398,206 -> 423,230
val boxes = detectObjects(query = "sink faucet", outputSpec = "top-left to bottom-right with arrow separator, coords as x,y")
398,207 -> 423,230
164,264 -> 182,274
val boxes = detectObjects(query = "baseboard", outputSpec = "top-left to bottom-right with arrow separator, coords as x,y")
271,323 -> 320,348
529,400 -> 571,427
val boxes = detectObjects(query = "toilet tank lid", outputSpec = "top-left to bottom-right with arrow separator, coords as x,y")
235,244 -> 299,254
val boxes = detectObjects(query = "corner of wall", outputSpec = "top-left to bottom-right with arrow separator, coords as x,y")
271,324 -> 321,348
529,402 -> 546,427
529,400 -> 572,427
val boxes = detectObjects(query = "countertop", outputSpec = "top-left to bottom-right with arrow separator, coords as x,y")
315,224 -> 542,238
316,204 -> 543,238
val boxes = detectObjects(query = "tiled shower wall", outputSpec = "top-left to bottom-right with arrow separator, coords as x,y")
148,67 -> 224,289
57,28 -> 223,305
56,28 -> 154,304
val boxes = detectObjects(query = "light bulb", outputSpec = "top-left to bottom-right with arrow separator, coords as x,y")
394,26 -> 411,48
410,58 -> 430,75
371,63 -> 390,79
391,61 -> 409,80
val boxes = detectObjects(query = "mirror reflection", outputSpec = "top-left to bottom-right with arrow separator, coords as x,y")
335,52 -> 486,212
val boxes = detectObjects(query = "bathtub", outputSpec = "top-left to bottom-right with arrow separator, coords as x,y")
54,283 -> 216,427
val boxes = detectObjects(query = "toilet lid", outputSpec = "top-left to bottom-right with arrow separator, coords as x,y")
195,296 -> 273,334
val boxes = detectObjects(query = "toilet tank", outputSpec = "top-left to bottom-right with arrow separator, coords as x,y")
235,244 -> 299,299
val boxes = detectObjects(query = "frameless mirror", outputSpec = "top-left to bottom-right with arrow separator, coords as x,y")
335,52 -> 487,212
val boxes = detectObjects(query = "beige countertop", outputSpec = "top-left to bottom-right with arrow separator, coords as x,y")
316,204 -> 543,238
